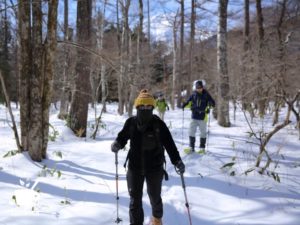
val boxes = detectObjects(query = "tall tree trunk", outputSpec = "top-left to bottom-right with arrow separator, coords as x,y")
69,0 -> 92,137
58,0 -> 70,119
42,0 -> 58,157
18,0 -> 58,161
273,0 -> 287,126
128,0 -> 143,117
116,0 -> 123,114
241,0 -> 249,109
18,0 -> 31,151
217,0 -> 230,127
256,0 -> 266,117
171,13 -> 179,110
28,0 -> 44,160
176,0 -> 184,107
241,0 -> 255,120
100,1 -> 108,112
188,0 -> 195,97
0,0 -> 11,103
118,0 -> 131,115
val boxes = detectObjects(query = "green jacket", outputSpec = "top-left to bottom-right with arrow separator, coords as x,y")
156,99 -> 169,112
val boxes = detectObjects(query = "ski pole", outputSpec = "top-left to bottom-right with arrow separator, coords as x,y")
176,168 -> 192,225
180,173 -> 192,225
182,108 -> 184,145
114,152 -> 122,223
206,109 -> 211,152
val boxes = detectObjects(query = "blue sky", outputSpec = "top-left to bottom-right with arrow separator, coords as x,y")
3,0 -> 276,42
56,0 -> 247,40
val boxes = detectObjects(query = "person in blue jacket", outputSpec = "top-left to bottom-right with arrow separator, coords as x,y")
182,80 -> 215,153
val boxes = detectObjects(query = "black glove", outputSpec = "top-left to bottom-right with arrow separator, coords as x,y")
111,140 -> 122,153
175,160 -> 185,174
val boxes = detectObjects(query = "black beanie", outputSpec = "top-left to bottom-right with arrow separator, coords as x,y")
196,80 -> 203,88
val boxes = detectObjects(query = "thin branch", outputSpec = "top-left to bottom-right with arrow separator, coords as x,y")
0,71 -> 23,152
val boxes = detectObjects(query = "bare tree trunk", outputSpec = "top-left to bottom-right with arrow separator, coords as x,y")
176,0 -> 184,107
241,0 -> 250,109
100,65 -> 107,111
58,0 -> 70,119
100,2 -> 108,112
18,0 -> 58,161
0,71 -> 22,152
42,0 -> 58,157
217,0 -> 230,127
171,13 -> 179,110
93,1 -> 108,113
128,0 -> 143,117
18,0 -> 31,151
118,0 -> 131,115
0,0 -> 11,106
241,0 -> 255,120
69,0 -> 92,137
28,0 -> 44,161
273,0 -> 287,126
187,0 -> 195,97
256,0 -> 266,117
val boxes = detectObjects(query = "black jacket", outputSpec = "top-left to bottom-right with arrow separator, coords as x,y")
116,115 -> 181,174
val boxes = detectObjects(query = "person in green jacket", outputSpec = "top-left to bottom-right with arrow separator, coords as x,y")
155,94 -> 169,121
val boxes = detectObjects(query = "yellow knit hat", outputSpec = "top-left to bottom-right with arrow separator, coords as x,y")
134,89 -> 155,108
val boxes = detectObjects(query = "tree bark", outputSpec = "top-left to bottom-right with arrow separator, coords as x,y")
18,0 -> 31,151
58,0 -> 70,119
187,0 -> 195,97
69,0 -> 92,137
217,0 -> 230,127
42,0 -> 59,157
272,0 -> 287,126
176,0 -> 184,107
256,0 -> 266,117
128,0 -> 143,117
18,0 -> 58,161
100,1 -> 108,112
171,13 -> 179,110
118,0 -> 131,115
28,0 -> 44,161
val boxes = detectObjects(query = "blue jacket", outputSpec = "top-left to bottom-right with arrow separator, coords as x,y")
182,89 -> 215,120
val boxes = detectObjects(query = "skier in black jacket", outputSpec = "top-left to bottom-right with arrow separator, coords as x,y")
111,89 -> 185,225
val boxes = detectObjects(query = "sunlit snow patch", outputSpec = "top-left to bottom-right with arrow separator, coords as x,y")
12,188 -> 40,210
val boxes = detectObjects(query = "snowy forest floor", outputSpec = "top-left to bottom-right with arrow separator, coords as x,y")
0,103 -> 299,225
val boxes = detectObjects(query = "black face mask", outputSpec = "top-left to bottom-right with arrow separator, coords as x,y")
137,109 -> 153,131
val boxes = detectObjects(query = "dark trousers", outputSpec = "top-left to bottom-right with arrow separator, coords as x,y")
126,169 -> 164,225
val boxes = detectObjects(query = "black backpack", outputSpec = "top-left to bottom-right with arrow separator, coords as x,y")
123,116 -> 169,180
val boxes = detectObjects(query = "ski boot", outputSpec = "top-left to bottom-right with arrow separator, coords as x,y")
151,216 -> 162,225
184,136 -> 195,154
197,138 -> 206,154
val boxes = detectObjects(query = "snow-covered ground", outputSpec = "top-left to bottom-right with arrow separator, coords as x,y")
0,102 -> 299,225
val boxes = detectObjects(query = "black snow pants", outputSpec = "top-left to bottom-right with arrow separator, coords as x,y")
127,168 -> 164,225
